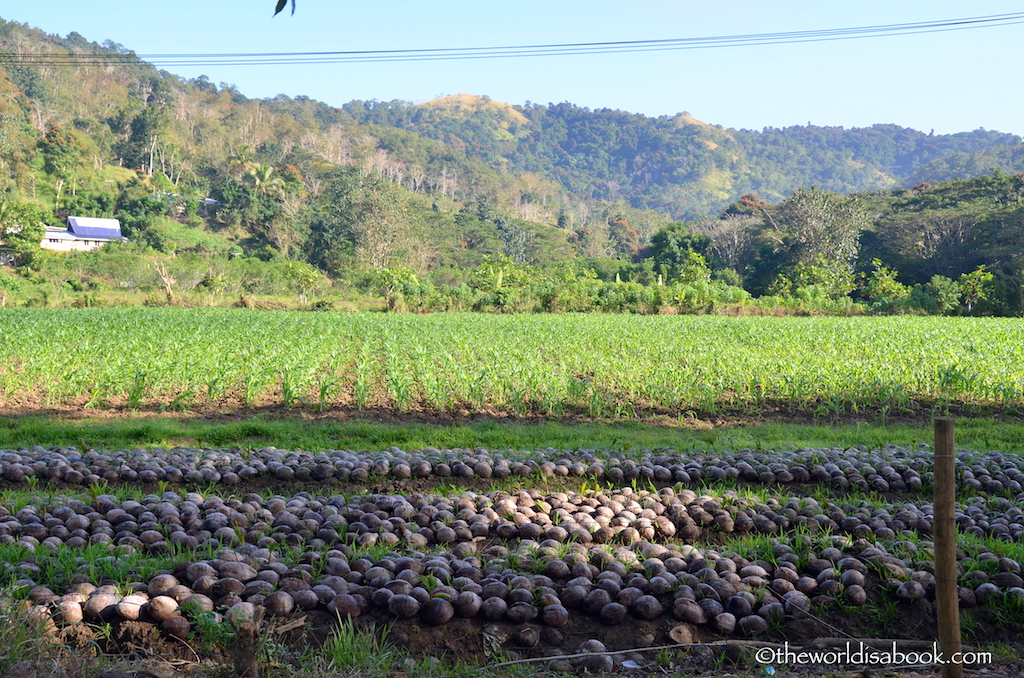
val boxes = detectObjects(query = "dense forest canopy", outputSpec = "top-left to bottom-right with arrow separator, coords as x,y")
1,16 -> 1024,315
341,97 -> 1021,219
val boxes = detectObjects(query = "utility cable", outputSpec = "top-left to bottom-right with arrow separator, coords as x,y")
0,11 -> 1022,67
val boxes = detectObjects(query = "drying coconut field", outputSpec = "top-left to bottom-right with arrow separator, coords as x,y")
1,308 -> 1024,678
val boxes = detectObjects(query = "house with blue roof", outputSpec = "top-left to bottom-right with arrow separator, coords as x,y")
41,216 -> 126,252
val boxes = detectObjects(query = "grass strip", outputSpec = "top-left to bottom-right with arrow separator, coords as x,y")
2,414 -> 1024,453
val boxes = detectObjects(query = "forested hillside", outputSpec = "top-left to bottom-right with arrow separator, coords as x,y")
1,16 -> 1024,316
344,98 -> 1023,218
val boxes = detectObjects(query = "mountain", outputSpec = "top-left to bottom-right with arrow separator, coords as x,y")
2,15 -> 1024,274
344,96 -> 1023,218
909,143 -> 1024,185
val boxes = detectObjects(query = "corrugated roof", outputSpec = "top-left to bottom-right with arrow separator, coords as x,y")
67,216 -> 122,239
43,228 -> 76,240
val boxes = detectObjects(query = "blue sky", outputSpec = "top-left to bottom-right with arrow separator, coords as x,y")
6,1 -> 1024,135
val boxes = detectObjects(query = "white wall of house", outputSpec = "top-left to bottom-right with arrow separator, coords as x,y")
41,239 -> 111,252
40,230 -> 115,252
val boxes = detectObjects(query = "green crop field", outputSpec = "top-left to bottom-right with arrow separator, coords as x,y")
2,308 -> 1023,417
3,307 -> 1024,678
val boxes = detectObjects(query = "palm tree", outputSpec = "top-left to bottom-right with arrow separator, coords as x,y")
244,163 -> 285,198
227,145 -> 254,179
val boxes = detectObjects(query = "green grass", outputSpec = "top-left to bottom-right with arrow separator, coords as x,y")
318,617 -> 398,675
0,599 -> 65,675
3,413 -> 1024,455
0,540 -> 191,593
713,533 -> 778,564
955,531 -> 1024,564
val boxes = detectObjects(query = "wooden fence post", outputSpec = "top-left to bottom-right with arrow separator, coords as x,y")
933,417 -> 962,678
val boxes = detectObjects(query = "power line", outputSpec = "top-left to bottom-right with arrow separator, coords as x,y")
1,11 -> 1022,67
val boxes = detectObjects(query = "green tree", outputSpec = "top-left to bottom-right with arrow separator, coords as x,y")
767,273 -> 792,297
959,265 -> 994,313
750,188 -> 870,294
676,250 -> 712,285
115,105 -> 169,175
40,123 -> 83,209
227,145 -> 255,179
375,265 -> 422,311
648,222 -> 711,281
926,275 -> 962,314
861,258 -> 909,306
0,270 -> 21,307
308,166 -> 417,273
497,221 -> 534,265
769,188 -> 870,265
245,163 -> 285,198
211,178 -> 280,232
790,255 -> 856,299
0,201 -> 48,255
469,254 -> 530,292
284,260 -> 322,303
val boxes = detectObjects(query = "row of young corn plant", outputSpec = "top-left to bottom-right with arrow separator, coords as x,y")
2,309 -> 1024,416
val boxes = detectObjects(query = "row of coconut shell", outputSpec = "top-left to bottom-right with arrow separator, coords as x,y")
1,445 -> 1022,496
14,533 -> 1024,647
2,484 -> 1022,560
